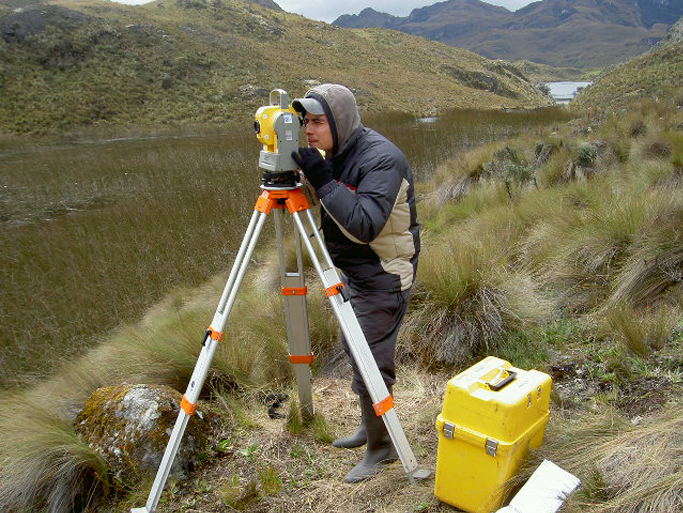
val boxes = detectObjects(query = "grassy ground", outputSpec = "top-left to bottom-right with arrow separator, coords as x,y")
0,126 -> 259,386
1,98 -> 682,512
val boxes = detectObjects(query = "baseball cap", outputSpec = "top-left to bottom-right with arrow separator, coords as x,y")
292,96 -> 325,115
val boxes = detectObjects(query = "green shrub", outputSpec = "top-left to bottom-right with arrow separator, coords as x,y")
482,145 -> 537,198
576,142 -> 599,168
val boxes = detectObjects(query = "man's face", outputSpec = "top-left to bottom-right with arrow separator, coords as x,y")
303,113 -> 333,153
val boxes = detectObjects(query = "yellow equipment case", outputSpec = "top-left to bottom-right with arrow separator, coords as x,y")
434,356 -> 552,513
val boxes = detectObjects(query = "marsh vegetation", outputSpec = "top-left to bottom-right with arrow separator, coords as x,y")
0,107 -> 568,388
1,101 -> 682,513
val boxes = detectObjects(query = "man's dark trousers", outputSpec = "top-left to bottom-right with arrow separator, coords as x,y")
339,281 -> 411,396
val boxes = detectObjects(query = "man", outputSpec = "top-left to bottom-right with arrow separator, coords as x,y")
291,84 -> 420,483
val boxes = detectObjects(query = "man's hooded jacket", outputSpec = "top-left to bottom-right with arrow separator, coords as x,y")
299,84 -> 420,292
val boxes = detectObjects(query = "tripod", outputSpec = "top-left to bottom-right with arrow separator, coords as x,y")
132,173 -> 429,513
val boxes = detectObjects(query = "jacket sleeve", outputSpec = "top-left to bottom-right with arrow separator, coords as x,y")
316,151 -> 403,244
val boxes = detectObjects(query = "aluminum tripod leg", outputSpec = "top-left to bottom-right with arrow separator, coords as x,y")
274,209 -> 314,418
132,209 -> 270,513
291,208 -> 430,481
133,188 -> 427,513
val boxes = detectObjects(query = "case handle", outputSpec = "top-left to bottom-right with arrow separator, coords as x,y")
485,368 -> 517,391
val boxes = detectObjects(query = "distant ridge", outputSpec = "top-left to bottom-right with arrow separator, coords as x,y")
336,7 -> 399,29
333,0 -> 683,68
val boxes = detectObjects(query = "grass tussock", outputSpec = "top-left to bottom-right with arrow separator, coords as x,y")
405,225 -> 552,366
601,302 -> 682,356
607,191 -> 683,309
423,141 -> 508,212
0,395 -> 108,512
534,405 -> 683,513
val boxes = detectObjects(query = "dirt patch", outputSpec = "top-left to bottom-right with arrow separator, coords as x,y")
123,373 -> 451,513
613,378 -> 683,420
547,352 -> 683,421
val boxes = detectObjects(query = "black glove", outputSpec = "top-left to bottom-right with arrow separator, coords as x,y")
292,148 -> 333,190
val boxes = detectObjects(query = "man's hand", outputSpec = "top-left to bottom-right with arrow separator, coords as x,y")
292,148 -> 333,190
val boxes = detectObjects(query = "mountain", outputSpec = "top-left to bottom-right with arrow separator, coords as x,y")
334,7 -> 399,28
333,0 -> 683,68
0,0 -> 550,134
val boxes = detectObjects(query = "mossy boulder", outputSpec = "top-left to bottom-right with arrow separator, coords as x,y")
74,384 -> 212,486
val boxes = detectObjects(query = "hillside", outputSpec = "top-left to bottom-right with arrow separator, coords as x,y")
333,0 -> 683,68
0,0 -> 550,134
573,39 -> 683,112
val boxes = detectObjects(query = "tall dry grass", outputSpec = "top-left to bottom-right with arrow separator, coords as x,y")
601,301 -> 681,356
407,93 -> 683,366
534,405 -> 683,513
404,220 -> 553,366
1,128 -> 259,387
607,190 -> 683,309
0,394 -> 108,512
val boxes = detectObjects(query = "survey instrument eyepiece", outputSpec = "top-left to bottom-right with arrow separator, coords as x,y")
254,89 -> 300,177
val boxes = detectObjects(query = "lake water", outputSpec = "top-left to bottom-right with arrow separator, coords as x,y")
545,81 -> 592,104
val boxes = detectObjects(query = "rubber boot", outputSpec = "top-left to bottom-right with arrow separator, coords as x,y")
332,396 -> 367,448
343,392 -> 398,483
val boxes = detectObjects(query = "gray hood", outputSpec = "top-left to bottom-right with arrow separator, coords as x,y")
295,84 -> 361,155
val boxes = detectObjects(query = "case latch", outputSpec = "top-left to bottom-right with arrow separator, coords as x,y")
485,438 -> 498,457
443,421 -> 455,440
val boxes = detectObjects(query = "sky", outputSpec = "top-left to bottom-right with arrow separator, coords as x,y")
117,0 -> 538,21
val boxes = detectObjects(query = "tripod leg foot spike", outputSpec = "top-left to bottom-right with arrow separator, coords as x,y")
409,469 -> 432,482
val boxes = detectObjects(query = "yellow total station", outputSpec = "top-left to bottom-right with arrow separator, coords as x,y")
254,89 -> 300,173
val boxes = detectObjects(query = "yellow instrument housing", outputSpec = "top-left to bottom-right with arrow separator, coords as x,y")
255,103 -> 298,154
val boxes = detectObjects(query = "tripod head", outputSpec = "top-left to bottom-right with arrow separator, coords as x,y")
260,169 -> 299,189
254,89 -> 301,188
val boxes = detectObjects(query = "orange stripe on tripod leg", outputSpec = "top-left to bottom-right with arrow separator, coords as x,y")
373,395 -> 394,416
288,353 -> 314,364
180,396 -> 196,416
